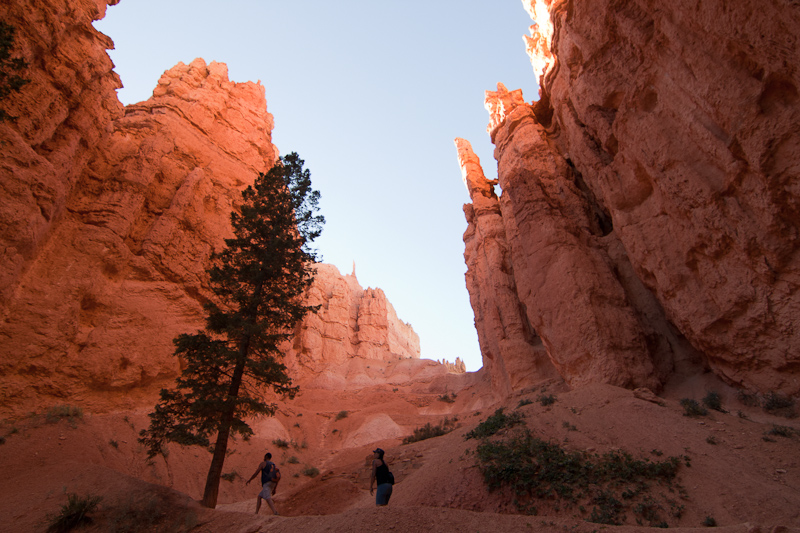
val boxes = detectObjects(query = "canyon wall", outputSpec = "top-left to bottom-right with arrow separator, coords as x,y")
0,1 -> 426,417
460,0 -> 800,396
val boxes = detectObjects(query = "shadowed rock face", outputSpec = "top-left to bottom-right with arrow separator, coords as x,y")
460,0 -> 800,395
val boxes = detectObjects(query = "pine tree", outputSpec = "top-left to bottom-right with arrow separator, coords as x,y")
0,21 -> 30,122
139,153 -> 324,508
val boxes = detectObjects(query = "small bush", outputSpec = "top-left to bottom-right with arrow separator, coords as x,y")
767,425 -> 794,438
703,516 -> 717,527
0,436 -> 5,445
763,392 -> 796,417
288,456 -> 299,464
537,394 -> 556,406
109,439 -> 119,449
562,421 -> 577,431
465,408 -> 524,440
46,493 -> 102,532
335,410 -> 349,421
737,390 -> 759,407
272,438 -> 290,449
302,466 -> 319,477
476,429 -> 683,526
517,398 -> 533,408
438,392 -> 457,403
705,436 -> 718,445
221,471 -> 238,482
702,391 -> 726,412
679,398 -> 708,417
46,405 -> 84,427
403,417 -> 458,444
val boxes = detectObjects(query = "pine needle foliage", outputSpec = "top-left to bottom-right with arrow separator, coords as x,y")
0,21 -> 30,122
139,153 -> 323,508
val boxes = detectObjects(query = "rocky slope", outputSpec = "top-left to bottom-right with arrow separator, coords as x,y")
459,0 -> 800,396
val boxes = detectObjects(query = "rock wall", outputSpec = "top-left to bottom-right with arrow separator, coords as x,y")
286,263 -> 421,376
0,1 -> 424,416
460,0 -> 800,395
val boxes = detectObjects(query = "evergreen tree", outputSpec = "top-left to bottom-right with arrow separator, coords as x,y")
139,153 -> 324,508
0,21 -> 30,122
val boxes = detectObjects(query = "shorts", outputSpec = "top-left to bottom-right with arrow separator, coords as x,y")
259,481 -> 276,500
376,483 -> 393,506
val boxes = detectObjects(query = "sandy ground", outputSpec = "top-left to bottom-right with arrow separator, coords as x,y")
1,372 -> 799,532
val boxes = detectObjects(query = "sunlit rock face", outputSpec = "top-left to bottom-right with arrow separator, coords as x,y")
286,263 -> 421,373
0,49 -> 278,414
462,0 -> 800,395
0,0 -> 122,308
0,1 -> 430,417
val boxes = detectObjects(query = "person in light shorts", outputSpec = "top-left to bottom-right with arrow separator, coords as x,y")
246,452 -> 280,515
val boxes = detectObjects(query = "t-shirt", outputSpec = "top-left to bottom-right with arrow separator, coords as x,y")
261,461 -> 276,484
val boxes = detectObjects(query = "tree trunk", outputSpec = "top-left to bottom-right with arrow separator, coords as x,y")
201,417 -> 232,508
201,332 -> 252,508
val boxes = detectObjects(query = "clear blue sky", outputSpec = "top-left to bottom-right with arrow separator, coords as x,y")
94,1 -> 539,371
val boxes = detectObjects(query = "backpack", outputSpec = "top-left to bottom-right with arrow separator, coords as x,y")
387,471 -> 395,485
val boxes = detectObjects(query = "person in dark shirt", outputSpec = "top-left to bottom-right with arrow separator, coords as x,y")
369,448 -> 393,506
246,452 -> 279,515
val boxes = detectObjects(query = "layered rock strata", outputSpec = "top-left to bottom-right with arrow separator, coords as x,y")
460,0 -> 800,395
286,263 -> 421,376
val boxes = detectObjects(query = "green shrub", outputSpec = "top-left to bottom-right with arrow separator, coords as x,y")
109,439 -> 119,449
537,394 -> 556,406
335,410 -> 349,421
46,493 -> 102,532
403,417 -> 457,444
763,392 -> 796,417
302,466 -> 319,477
679,398 -> 708,417
46,405 -> 84,427
767,425 -> 793,438
438,392 -> 457,403
221,471 -> 238,482
475,428 -> 683,526
703,516 -> 717,527
465,408 -> 524,440
737,390 -> 759,407
287,456 -> 299,464
517,398 -> 533,408
702,391 -> 726,412
562,421 -> 577,431
272,438 -> 290,449
706,435 -> 718,445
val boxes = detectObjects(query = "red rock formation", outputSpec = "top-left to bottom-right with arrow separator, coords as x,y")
0,0 -> 122,307
0,1 -> 432,417
461,0 -> 800,395
284,263 -> 422,380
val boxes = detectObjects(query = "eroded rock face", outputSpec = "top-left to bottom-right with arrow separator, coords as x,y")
461,0 -> 800,395
0,0 -> 433,417
0,0 -> 122,308
286,263 -> 421,376
0,54 -> 278,415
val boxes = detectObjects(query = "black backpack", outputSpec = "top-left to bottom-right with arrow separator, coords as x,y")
387,470 -> 395,485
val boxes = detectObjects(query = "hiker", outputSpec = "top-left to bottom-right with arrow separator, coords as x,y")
369,447 -> 394,506
246,452 -> 279,515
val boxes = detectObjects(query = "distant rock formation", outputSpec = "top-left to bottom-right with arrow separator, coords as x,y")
460,0 -> 800,395
287,263 -> 421,372
436,357 -> 466,374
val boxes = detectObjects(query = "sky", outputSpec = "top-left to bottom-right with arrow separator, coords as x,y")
94,1 -> 540,372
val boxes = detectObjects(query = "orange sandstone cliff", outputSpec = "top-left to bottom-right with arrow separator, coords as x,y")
460,0 -> 800,396
0,1 -> 432,418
